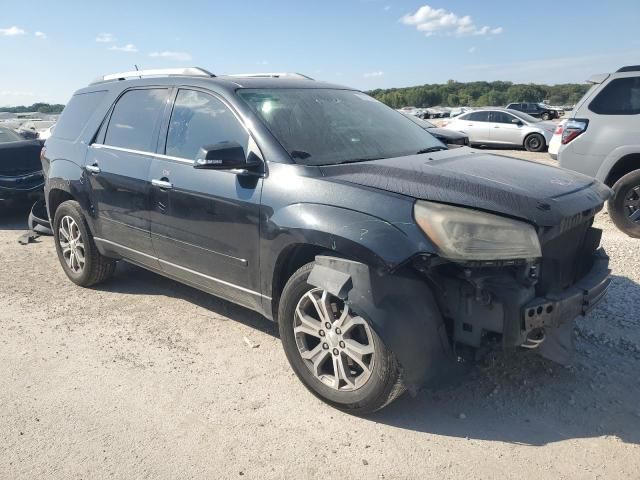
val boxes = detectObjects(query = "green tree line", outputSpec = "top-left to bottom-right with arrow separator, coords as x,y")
368,80 -> 590,108
0,102 -> 65,114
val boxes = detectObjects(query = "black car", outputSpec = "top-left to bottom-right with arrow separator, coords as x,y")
0,126 -> 44,203
506,102 -> 559,120
42,68 -> 611,414
400,112 -> 469,147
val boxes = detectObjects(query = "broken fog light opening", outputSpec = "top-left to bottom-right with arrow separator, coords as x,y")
521,328 -> 546,349
413,201 -> 542,261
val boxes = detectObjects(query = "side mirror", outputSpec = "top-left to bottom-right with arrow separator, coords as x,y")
194,141 -> 250,170
511,118 -> 523,125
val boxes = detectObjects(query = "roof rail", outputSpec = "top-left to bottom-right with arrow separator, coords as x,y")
616,65 -> 640,73
226,72 -> 314,80
90,67 -> 215,85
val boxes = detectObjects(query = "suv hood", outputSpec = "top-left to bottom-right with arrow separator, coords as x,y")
319,148 -> 611,227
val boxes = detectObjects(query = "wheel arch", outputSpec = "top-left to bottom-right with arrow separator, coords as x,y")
603,153 -> 640,187
264,203 -> 425,322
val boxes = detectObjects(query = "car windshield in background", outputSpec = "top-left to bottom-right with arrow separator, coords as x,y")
237,88 -> 444,165
509,110 -> 540,123
0,127 -> 22,144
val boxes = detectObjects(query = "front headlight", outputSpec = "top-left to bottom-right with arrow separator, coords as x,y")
414,201 -> 541,261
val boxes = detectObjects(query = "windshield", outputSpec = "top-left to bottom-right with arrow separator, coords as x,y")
507,109 -> 540,123
0,127 -> 22,143
237,88 -> 444,165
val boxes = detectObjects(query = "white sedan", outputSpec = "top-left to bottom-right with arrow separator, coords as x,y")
443,108 -> 556,152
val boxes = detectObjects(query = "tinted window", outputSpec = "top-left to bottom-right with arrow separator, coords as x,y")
589,77 -> 640,115
489,111 -> 516,124
468,111 -> 489,122
104,89 -> 168,151
238,89 -> 443,166
54,90 -> 107,141
166,89 -> 249,160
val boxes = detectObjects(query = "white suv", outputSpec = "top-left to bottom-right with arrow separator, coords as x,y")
558,65 -> 640,237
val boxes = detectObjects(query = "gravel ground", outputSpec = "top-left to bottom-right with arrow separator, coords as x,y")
1,151 -> 639,479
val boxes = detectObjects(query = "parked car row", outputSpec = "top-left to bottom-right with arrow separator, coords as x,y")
38,67 -> 612,414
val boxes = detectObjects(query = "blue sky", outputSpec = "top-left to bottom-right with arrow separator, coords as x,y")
1,0 -> 639,106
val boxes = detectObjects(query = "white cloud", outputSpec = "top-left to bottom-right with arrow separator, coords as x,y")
96,33 -> 115,43
401,5 -> 502,37
0,26 -> 26,36
149,51 -> 192,61
363,71 -> 384,78
109,44 -> 138,53
468,46 -> 476,54
34,31 -> 46,39
384,5 -> 391,11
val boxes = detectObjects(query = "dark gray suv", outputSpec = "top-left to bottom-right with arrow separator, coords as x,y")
41,68 -> 612,413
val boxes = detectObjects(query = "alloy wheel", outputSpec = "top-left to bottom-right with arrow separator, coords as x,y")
58,215 -> 86,273
624,184 -> 640,223
294,288 -> 375,391
528,136 -> 541,150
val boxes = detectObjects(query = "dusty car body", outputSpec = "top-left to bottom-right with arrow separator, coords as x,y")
41,68 -> 612,413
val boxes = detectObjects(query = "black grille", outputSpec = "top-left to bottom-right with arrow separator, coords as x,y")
537,223 -> 601,295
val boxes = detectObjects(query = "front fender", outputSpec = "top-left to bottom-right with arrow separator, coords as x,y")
265,202 -> 429,270
307,256 -> 455,389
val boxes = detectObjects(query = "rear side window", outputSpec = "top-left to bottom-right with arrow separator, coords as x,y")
104,88 -> 169,151
165,89 -> 248,160
468,111 -> 489,122
54,91 -> 107,141
589,77 -> 640,115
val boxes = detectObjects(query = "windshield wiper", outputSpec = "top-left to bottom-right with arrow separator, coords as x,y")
416,146 -> 448,154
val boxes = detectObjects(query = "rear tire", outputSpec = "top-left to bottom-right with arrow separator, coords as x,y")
608,170 -> 640,238
524,133 -> 546,152
53,200 -> 116,286
278,262 -> 405,414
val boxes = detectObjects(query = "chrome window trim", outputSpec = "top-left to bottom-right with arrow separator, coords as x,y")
90,143 -> 193,164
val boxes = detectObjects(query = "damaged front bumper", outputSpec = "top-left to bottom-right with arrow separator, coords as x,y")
522,250 -> 610,335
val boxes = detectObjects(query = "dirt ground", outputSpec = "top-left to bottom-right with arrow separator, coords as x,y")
1,150 -> 639,480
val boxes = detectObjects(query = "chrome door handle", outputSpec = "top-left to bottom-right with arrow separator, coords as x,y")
85,164 -> 101,174
152,179 -> 173,190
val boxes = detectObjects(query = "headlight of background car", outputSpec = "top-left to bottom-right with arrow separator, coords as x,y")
414,200 -> 541,261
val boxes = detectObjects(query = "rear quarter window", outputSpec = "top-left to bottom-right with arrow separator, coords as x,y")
104,88 -> 169,152
589,77 -> 640,115
53,90 -> 108,141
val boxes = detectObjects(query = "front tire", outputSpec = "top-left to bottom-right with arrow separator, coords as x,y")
524,133 -> 546,152
278,262 -> 405,414
541,112 -> 551,121
608,170 -> 640,238
53,200 -> 116,286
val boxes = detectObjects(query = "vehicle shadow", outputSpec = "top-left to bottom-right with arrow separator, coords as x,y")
369,267 -> 640,447
99,261 -> 278,339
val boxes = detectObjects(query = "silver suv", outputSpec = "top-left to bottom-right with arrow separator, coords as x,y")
558,65 -> 640,237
